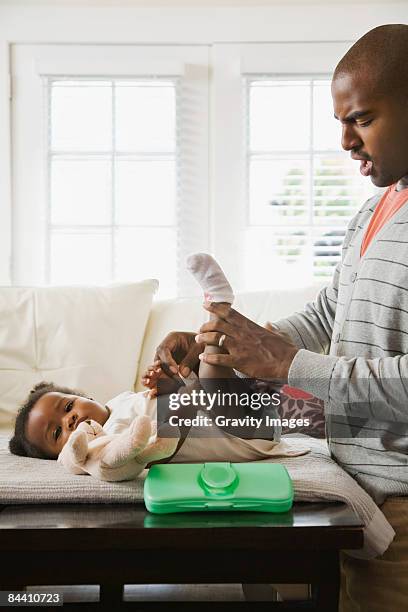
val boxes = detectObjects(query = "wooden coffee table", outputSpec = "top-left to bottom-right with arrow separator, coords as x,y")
0,502 -> 363,611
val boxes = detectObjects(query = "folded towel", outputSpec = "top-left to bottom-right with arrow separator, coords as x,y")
0,434 -> 394,558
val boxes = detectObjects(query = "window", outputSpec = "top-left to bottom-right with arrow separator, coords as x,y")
212,43 -> 376,292
11,42 -> 376,295
245,77 -> 374,288
11,45 -> 209,297
47,78 -> 177,297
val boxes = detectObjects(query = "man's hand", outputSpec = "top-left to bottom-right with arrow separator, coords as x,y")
154,331 -> 205,378
195,303 -> 299,381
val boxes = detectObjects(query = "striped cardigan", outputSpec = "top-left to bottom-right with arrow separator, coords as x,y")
276,184 -> 408,503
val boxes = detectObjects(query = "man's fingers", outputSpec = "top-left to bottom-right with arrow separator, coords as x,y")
198,351 -> 235,368
178,342 -> 202,377
204,302 -> 247,328
155,346 -> 179,375
154,331 -> 198,377
203,301 -> 233,319
195,331 -> 230,348
199,319 -> 235,336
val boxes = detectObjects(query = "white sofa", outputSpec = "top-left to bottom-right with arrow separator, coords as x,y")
0,280 -> 330,603
0,280 -> 324,436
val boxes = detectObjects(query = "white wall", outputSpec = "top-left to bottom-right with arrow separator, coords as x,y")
1,0 -> 406,6
1,1 -> 407,284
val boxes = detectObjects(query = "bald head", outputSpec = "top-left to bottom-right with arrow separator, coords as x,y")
333,24 -> 408,99
331,25 -> 408,187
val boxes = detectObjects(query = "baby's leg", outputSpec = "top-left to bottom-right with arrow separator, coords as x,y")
199,307 -> 237,380
187,253 -> 258,428
186,253 -> 281,442
187,253 -> 237,381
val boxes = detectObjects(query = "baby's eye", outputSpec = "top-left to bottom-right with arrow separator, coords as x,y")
54,426 -> 62,440
64,400 -> 74,412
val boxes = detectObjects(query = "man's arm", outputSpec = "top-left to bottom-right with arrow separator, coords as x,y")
288,348 -> 408,424
194,208 -> 363,383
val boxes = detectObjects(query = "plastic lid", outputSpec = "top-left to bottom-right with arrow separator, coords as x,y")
200,463 -> 237,490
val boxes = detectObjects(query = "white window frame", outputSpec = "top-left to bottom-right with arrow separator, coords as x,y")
11,44 -> 210,296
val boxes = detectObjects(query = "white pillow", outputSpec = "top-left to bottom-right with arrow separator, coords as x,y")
0,280 -> 158,430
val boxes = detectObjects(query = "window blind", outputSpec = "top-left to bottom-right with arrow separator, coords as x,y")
245,77 -> 375,286
46,76 -> 181,297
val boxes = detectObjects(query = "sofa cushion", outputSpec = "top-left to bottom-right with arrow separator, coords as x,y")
0,280 -> 158,430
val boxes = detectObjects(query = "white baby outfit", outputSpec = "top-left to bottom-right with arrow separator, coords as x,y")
104,391 -> 310,463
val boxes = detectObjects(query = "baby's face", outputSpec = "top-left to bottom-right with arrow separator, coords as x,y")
25,392 -> 110,459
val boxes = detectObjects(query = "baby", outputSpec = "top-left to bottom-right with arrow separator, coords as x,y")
9,254 -> 309,475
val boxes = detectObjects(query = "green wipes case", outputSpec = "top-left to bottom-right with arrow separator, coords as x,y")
144,462 -> 293,514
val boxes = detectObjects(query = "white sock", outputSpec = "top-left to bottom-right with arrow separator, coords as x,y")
186,252 -> 234,304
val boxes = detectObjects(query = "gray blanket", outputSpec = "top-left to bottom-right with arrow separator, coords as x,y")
0,434 -> 145,504
0,433 -> 394,559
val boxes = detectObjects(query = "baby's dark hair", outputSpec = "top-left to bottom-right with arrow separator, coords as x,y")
9,381 -> 89,459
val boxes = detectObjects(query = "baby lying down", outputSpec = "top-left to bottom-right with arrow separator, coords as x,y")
9,254 -> 309,481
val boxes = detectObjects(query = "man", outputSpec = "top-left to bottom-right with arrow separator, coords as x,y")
150,25 -> 408,610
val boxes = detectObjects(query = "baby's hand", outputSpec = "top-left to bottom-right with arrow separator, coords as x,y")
141,360 -> 162,397
141,360 -> 184,398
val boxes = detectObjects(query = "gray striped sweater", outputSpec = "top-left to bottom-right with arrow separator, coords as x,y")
276,183 -> 408,504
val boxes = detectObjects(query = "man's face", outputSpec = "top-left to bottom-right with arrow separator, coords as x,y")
332,73 -> 408,187
26,392 -> 110,459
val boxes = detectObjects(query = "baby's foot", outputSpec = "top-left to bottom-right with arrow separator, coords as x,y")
141,361 -> 185,398
187,253 -> 234,304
